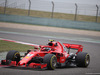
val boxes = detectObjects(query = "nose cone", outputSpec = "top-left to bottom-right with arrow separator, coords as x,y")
19,53 -> 35,65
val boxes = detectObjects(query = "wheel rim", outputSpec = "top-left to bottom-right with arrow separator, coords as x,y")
13,52 -> 20,62
85,54 -> 90,66
51,56 -> 57,69
52,60 -> 57,67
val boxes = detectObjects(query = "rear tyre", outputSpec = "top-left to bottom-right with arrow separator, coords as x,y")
76,52 -> 90,67
6,50 -> 20,64
43,54 -> 57,70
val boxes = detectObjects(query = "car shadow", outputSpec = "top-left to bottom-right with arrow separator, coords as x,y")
56,65 -> 77,69
2,64 -> 78,71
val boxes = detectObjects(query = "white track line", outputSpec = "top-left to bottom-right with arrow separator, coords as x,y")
0,38 -> 39,48
86,73 -> 100,75
0,31 -> 100,44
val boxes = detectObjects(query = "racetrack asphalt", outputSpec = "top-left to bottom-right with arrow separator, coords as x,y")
0,22 -> 100,75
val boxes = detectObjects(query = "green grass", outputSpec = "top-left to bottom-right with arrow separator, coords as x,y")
0,7 -> 100,22
0,40 -> 34,52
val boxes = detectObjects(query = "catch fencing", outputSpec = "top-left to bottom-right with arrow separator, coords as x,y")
0,0 -> 100,22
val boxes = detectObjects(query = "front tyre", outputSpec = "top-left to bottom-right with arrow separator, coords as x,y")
43,54 -> 57,70
6,50 -> 20,64
76,52 -> 90,67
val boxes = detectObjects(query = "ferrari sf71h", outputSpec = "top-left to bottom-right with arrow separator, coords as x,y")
1,40 -> 90,70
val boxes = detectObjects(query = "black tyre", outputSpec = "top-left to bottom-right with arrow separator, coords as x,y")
76,52 -> 90,67
43,54 -> 57,70
6,50 -> 20,64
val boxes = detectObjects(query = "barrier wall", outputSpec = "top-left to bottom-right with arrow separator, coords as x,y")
0,14 -> 100,31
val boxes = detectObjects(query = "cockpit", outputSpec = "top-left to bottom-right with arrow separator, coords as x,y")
41,47 -> 51,51
40,40 -> 68,52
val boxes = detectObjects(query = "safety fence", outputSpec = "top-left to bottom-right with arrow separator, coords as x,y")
0,0 -> 100,22
0,14 -> 100,31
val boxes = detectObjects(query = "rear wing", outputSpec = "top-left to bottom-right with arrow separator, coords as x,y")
63,43 -> 83,54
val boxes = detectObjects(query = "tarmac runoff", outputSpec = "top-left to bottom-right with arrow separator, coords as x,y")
0,32 -> 100,74
0,31 -> 100,44
0,30 -> 100,61
0,29 -> 100,64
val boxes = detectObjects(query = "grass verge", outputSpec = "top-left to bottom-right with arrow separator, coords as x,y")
0,40 -> 34,52
0,7 -> 100,22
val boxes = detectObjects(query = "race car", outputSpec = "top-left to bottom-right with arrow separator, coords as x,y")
0,40 -> 90,70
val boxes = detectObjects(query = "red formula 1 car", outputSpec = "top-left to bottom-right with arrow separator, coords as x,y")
1,40 -> 90,70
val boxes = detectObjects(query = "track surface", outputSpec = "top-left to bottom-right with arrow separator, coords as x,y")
0,26 -> 100,75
